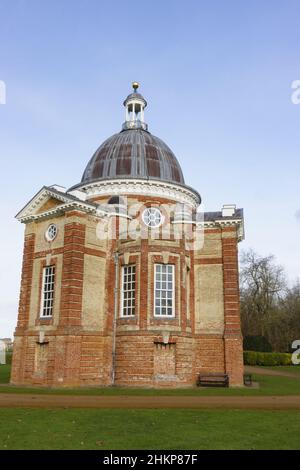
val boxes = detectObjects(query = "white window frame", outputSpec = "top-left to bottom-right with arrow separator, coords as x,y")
40,265 -> 55,318
120,264 -> 136,317
154,264 -> 175,318
45,224 -> 58,242
142,207 -> 164,228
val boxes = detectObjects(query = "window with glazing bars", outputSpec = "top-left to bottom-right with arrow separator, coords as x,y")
121,265 -> 136,317
154,264 -> 175,317
40,266 -> 55,317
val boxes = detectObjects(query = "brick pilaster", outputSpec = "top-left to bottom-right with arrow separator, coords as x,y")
104,216 -> 118,335
139,238 -> 149,330
60,222 -> 85,327
16,233 -> 36,330
222,228 -> 244,386
11,233 -> 35,384
180,236 -> 187,332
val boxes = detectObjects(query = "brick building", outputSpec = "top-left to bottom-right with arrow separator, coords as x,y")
11,84 -> 245,387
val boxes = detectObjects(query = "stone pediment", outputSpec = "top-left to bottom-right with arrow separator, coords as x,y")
35,196 -> 64,215
15,185 -> 98,223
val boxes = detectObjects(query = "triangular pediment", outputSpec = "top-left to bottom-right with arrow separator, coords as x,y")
35,196 -> 65,215
16,186 -> 97,223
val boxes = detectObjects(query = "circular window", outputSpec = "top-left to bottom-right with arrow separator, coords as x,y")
142,208 -> 163,228
45,224 -> 58,242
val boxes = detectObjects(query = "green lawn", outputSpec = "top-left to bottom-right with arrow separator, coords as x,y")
258,366 -> 300,375
0,408 -> 299,450
1,364 -> 300,450
1,364 -> 300,396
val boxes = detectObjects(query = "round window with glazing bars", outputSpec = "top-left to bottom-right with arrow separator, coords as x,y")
142,208 -> 164,228
45,224 -> 58,242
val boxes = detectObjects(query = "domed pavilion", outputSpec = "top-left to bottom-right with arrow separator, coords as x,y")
11,84 -> 245,387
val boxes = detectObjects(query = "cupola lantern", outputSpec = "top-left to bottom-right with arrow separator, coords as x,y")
123,82 -> 148,131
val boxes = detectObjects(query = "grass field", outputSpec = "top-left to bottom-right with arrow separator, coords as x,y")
1,365 -> 300,396
1,365 -> 300,449
0,408 -> 299,450
259,366 -> 300,375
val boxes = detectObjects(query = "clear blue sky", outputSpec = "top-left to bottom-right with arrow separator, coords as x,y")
0,0 -> 299,337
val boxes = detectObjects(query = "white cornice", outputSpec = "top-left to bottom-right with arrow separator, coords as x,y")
16,184 -> 244,242
16,187 -> 100,223
76,179 -> 200,208
19,203 -> 99,223
197,218 -> 245,242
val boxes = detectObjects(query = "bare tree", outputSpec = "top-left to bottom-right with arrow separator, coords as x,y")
274,281 -> 300,351
240,249 -> 286,338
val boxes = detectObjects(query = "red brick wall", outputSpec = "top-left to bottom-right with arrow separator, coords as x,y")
16,233 -> 35,330
114,334 -> 195,387
60,222 -> 85,327
222,229 -> 244,386
11,200 -> 244,388
11,233 -> 35,384
193,336 -> 225,378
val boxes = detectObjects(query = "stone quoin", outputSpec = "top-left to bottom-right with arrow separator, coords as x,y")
11,83 -> 245,387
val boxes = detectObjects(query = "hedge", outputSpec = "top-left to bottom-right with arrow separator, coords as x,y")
243,335 -> 272,352
244,351 -> 293,366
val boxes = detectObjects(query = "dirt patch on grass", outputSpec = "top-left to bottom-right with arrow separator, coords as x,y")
0,393 -> 300,409
245,366 -> 300,379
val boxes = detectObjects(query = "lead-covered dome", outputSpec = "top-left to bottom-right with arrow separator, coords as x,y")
81,129 -> 185,185
81,83 -> 185,186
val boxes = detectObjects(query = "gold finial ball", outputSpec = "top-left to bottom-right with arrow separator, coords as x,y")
132,81 -> 139,91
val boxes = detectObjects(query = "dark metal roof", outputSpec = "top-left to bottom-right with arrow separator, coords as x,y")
123,92 -> 147,106
81,129 -> 185,185
201,208 -> 244,222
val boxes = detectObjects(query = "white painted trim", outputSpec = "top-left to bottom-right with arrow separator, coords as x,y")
172,220 -> 197,225
196,218 -> 244,241
18,204 -> 95,223
49,185 -> 66,193
16,186 -> 98,222
67,189 -> 87,201
142,207 -> 164,228
39,267 -> 47,318
45,224 -> 58,242
153,263 -> 175,319
39,266 -> 54,318
75,178 -> 201,208
120,264 -> 136,318
120,266 -> 125,318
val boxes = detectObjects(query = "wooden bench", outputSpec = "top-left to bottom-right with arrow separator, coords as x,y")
197,373 -> 229,388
